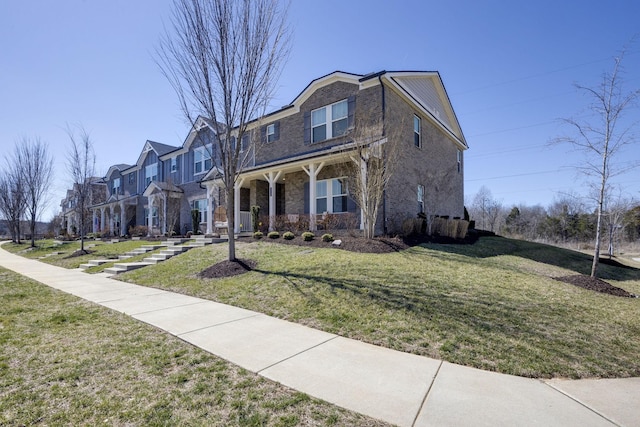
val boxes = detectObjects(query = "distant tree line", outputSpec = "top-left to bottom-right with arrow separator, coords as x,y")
468,186 -> 640,254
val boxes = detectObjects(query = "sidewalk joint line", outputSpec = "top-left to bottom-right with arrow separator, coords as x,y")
176,313 -> 263,336
257,335 -> 339,374
543,381 -> 622,427
129,299 -> 211,316
411,360 -> 443,427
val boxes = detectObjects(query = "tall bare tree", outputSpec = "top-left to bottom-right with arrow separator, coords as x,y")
341,120 -> 402,239
0,162 -> 26,243
66,125 -> 96,253
14,137 -> 54,247
554,50 -> 639,277
156,0 -> 290,261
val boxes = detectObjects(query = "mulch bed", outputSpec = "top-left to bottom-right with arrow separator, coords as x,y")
555,275 -> 637,298
198,258 -> 257,279
64,249 -> 94,258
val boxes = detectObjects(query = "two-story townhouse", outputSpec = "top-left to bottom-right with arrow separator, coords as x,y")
60,178 -> 107,235
200,70 -> 468,235
78,69 -> 467,238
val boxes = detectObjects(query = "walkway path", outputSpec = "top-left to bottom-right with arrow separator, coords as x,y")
0,244 -> 638,426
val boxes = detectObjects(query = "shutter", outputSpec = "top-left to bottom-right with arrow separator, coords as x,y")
274,121 -> 280,141
303,112 -> 311,144
260,125 -> 266,143
303,182 -> 309,214
347,95 -> 356,128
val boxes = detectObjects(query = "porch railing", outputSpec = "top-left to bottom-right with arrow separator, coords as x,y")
239,211 -> 252,232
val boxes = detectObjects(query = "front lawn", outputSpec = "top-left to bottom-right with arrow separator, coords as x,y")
0,267 -> 388,426
120,236 -> 640,379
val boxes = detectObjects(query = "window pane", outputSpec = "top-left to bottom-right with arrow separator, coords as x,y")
333,195 -> 347,213
195,149 -> 202,162
414,115 -> 420,133
205,158 -> 212,170
332,100 -> 348,120
316,181 -> 327,197
332,178 -> 346,195
311,107 -> 326,126
317,197 -> 327,213
312,124 -> 326,143
332,118 -> 348,137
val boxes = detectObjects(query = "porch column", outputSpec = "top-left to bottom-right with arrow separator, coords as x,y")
92,209 -> 97,234
360,157 -> 367,231
120,200 -> 126,236
161,193 -> 167,235
100,207 -> 106,233
147,195 -> 154,237
234,178 -> 245,234
206,184 -> 214,235
303,162 -> 325,231
109,205 -> 115,237
263,171 -> 282,232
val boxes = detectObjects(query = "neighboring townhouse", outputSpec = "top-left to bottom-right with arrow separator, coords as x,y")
67,69 -> 468,237
60,178 -> 107,235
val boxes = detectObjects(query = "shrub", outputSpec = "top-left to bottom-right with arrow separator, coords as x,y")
251,206 -> 261,232
321,233 -> 334,242
253,231 -> 263,239
267,231 -> 280,239
283,231 -> 295,240
302,231 -> 314,241
128,225 -> 148,237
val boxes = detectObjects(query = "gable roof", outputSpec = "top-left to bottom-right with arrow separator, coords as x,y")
133,140 -> 180,167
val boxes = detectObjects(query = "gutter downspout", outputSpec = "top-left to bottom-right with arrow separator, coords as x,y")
379,74 -> 388,235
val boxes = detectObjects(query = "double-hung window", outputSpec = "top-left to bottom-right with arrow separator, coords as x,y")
145,206 -> 159,227
194,145 -> 212,174
266,124 -> 276,143
457,150 -> 462,173
316,178 -> 348,213
170,157 -> 177,173
145,163 -> 158,186
112,177 -> 121,196
128,172 -> 135,184
311,99 -> 349,143
191,199 -> 207,223
414,115 -> 421,147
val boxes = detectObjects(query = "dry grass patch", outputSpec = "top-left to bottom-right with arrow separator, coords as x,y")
0,267 -> 389,426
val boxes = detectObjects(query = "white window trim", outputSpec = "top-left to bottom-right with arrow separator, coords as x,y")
414,115 -> 421,148
418,184 -> 425,213
194,145 -> 212,175
145,163 -> 158,186
316,177 -> 348,214
311,99 -> 348,143
170,157 -> 178,173
145,206 -> 159,227
112,177 -> 121,195
266,124 -> 275,143
457,150 -> 462,173
191,199 -> 208,224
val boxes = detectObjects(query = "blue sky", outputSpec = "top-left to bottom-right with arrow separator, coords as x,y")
1,0 -> 639,221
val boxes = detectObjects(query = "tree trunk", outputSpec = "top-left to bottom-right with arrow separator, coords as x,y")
226,185 -> 236,262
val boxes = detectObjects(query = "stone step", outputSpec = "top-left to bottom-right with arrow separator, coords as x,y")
118,255 -> 133,260
79,259 -> 114,269
104,262 -> 153,275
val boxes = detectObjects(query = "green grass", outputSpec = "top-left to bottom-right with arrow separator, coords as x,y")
0,267 -> 389,426
119,236 -> 640,379
2,239 -> 158,271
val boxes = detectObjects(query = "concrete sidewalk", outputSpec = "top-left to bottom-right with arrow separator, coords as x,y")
0,245 -> 638,426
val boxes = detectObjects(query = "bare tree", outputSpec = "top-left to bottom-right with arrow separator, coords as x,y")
14,137 -> 54,247
66,125 -> 96,253
156,0 -> 290,261
340,120 -> 402,239
554,50 -> 639,277
471,186 -> 503,232
0,163 -> 26,243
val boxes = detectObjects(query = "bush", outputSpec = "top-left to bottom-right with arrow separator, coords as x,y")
283,231 -> 295,240
302,231 -> 314,241
251,206 -> 261,232
128,225 -> 148,237
321,233 -> 334,242
267,231 -> 280,239
253,231 -> 263,239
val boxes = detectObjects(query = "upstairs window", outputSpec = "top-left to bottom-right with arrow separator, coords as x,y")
128,172 -> 135,184
457,150 -> 462,173
112,177 -> 121,196
311,99 -> 349,143
266,124 -> 276,143
414,115 -> 421,147
170,157 -> 178,173
194,145 -> 212,174
145,163 -> 158,186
